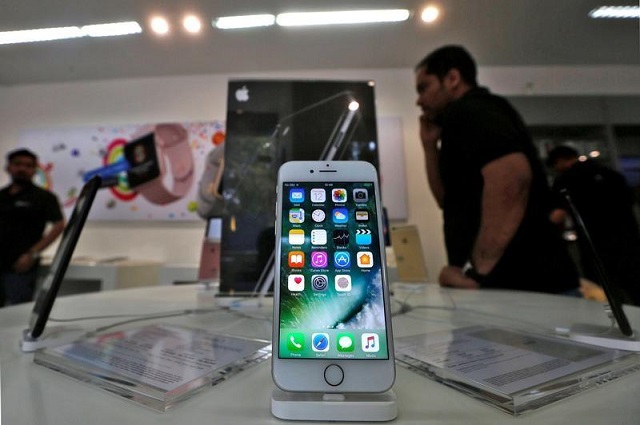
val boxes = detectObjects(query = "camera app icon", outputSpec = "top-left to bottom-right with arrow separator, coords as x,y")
353,188 -> 368,203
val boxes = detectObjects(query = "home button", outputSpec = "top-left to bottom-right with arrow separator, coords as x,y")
324,364 -> 344,386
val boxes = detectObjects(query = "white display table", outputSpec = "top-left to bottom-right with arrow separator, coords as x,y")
1,284 -> 639,424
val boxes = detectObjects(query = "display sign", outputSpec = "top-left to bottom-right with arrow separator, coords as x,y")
19,121 -> 225,221
34,324 -> 271,411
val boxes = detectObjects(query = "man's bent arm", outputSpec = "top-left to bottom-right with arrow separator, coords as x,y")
29,219 -> 65,255
13,219 -> 65,272
471,153 -> 531,275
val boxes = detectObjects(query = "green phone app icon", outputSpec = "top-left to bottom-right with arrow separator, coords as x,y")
337,333 -> 355,352
287,332 -> 305,352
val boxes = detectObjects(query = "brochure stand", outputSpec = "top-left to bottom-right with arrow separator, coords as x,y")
271,388 -> 397,422
395,326 -> 640,416
33,324 -> 272,412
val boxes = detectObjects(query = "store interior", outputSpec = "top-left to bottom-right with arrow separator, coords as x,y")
1,0 -> 639,286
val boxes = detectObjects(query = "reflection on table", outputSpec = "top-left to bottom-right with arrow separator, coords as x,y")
0,283 -> 639,424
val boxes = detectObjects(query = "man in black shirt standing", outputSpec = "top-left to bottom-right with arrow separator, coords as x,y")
415,45 -> 579,294
0,149 -> 64,306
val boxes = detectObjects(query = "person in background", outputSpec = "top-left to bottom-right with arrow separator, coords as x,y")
415,45 -> 579,295
0,148 -> 64,306
547,145 -> 640,305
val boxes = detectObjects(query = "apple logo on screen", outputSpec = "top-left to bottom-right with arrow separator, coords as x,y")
235,85 -> 249,102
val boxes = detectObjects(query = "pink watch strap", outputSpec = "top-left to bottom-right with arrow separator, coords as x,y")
137,123 -> 194,205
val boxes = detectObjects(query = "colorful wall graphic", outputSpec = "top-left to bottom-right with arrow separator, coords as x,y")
19,121 -> 225,221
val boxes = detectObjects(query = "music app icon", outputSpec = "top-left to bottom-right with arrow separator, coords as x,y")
361,333 -> 379,353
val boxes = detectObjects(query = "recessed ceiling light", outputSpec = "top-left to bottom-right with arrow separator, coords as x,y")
420,6 -> 440,23
589,5 -> 640,18
150,16 -> 170,35
183,15 -> 202,33
276,9 -> 411,27
0,21 -> 142,45
213,14 -> 276,29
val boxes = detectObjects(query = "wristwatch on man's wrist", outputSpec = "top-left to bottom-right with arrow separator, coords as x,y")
462,260 -> 487,285
29,251 -> 41,260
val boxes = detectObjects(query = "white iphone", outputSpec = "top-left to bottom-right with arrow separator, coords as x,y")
272,161 -> 395,393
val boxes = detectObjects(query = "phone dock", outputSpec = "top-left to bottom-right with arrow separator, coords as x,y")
557,323 -> 640,351
20,326 -> 87,353
271,387 -> 397,422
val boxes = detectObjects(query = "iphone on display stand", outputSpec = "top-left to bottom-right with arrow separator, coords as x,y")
271,161 -> 396,421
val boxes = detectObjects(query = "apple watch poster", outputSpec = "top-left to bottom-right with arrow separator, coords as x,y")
19,121 -> 225,221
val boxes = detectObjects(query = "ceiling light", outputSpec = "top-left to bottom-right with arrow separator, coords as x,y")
0,22 -> 142,45
82,22 -> 142,38
0,26 -> 84,45
420,6 -> 440,23
276,9 -> 411,27
183,15 -> 202,33
589,6 -> 640,18
150,16 -> 170,35
213,14 -> 276,29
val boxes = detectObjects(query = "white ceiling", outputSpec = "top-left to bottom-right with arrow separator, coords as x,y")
0,0 -> 638,86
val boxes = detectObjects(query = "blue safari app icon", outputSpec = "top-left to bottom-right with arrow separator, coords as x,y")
312,333 -> 330,352
289,188 -> 305,203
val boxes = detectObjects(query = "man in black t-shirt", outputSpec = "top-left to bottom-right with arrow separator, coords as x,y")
0,148 -> 64,306
414,45 -> 579,294
547,146 -> 640,305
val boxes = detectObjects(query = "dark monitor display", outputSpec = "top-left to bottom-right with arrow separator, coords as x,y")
27,175 -> 102,339
562,189 -> 633,336
220,80 -> 379,293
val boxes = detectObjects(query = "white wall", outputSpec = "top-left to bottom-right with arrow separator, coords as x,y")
2,65 -> 640,279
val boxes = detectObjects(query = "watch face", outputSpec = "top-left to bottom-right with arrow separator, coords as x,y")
311,209 -> 326,223
125,133 -> 161,188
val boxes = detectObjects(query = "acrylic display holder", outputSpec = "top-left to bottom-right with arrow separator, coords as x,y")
271,388 -> 397,422
33,323 -> 272,412
395,326 -> 640,416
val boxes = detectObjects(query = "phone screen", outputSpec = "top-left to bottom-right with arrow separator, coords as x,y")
278,181 -> 389,360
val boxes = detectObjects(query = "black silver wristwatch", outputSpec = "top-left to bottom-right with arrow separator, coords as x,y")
462,260 -> 487,284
